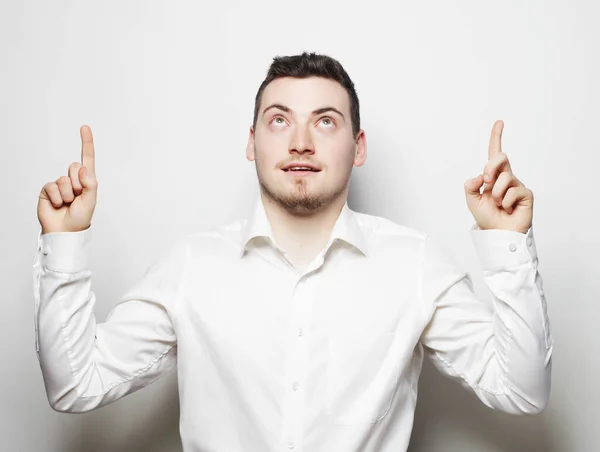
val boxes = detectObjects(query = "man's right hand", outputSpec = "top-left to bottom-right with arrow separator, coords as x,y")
37,125 -> 98,235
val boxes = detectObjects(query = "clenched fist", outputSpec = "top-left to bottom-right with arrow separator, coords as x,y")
37,125 -> 98,235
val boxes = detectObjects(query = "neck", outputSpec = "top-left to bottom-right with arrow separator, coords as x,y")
261,192 -> 347,270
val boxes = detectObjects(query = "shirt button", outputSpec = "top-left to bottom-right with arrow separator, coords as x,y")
298,328 -> 304,337
508,243 -> 517,252
42,248 -> 49,255
288,441 -> 295,449
526,237 -> 533,247
539,289 -> 544,297
292,382 -> 299,391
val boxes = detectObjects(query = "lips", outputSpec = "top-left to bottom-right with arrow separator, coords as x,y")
282,163 -> 321,172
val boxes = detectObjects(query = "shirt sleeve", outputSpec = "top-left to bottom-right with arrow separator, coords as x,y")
418,225 -> 553,415
32,225 -> 187,413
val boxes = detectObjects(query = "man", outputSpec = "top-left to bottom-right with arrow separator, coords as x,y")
34,52 -> 552,451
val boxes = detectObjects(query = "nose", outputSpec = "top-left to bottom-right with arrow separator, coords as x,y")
289,124 -> 314,155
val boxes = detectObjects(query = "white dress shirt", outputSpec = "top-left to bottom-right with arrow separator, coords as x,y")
32,197 -> 553,452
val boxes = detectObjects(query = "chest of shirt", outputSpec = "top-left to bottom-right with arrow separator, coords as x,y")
174,241 -> 428,364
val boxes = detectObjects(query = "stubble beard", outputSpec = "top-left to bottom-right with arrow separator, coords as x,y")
256,163 -> 350,215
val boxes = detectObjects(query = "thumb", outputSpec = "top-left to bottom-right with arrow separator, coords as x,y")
464,174 -> 483,207
79,165 -> 98,195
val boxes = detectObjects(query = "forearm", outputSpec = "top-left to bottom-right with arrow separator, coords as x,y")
421,226 -> 553,415
35,261 -> 105,412
480,258 -> 552,412
469,226 -> 552,413
34,228 -> 102,411
33,228 -> 178,413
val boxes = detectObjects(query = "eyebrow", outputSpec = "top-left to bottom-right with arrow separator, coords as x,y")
262,103 -> 345,120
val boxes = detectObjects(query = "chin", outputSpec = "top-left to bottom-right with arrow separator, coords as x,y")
264,187 -> 343,214
259,172 -> 347,210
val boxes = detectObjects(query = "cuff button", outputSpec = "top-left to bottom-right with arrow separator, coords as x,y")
509,243 -> 517,252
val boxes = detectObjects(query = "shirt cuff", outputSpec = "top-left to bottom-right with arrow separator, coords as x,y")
38,225 -> 93,273
469,223 -> 538,271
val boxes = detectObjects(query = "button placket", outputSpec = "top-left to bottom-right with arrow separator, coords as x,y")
291,278 -> 308,395
281,276 -> 312,452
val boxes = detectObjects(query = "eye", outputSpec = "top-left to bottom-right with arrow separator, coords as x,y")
318,117 -> 335,128
270,116 -> 287,127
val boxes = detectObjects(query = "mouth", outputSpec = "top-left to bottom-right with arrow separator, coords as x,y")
281,164 -> 322,176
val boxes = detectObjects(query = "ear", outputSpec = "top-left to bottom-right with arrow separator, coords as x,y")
246,127 -> 255,161
353,130 -> 367,167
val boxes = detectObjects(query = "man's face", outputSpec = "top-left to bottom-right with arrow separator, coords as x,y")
247,76 -> 366,213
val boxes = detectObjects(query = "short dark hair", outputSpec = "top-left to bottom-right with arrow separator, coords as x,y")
252,52 -> 360,137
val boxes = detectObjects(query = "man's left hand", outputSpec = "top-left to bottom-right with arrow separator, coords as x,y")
464,120 -> 534,234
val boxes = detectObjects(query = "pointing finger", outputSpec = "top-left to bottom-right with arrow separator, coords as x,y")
80,125 -> 95,175
488,120 -> 504,160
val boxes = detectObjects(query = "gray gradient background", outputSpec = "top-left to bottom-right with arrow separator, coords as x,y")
2,1 -> 597,451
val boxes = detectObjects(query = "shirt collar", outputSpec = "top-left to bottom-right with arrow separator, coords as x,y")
239,196 -> 369,258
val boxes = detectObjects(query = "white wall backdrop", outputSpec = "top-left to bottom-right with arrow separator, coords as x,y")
2,1 -> 598,451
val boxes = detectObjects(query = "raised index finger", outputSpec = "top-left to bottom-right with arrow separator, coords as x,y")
80,125 -> 96,175
488,120 -> 504,160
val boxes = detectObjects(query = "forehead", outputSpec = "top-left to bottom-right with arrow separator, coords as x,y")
260,76 -> 350,114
